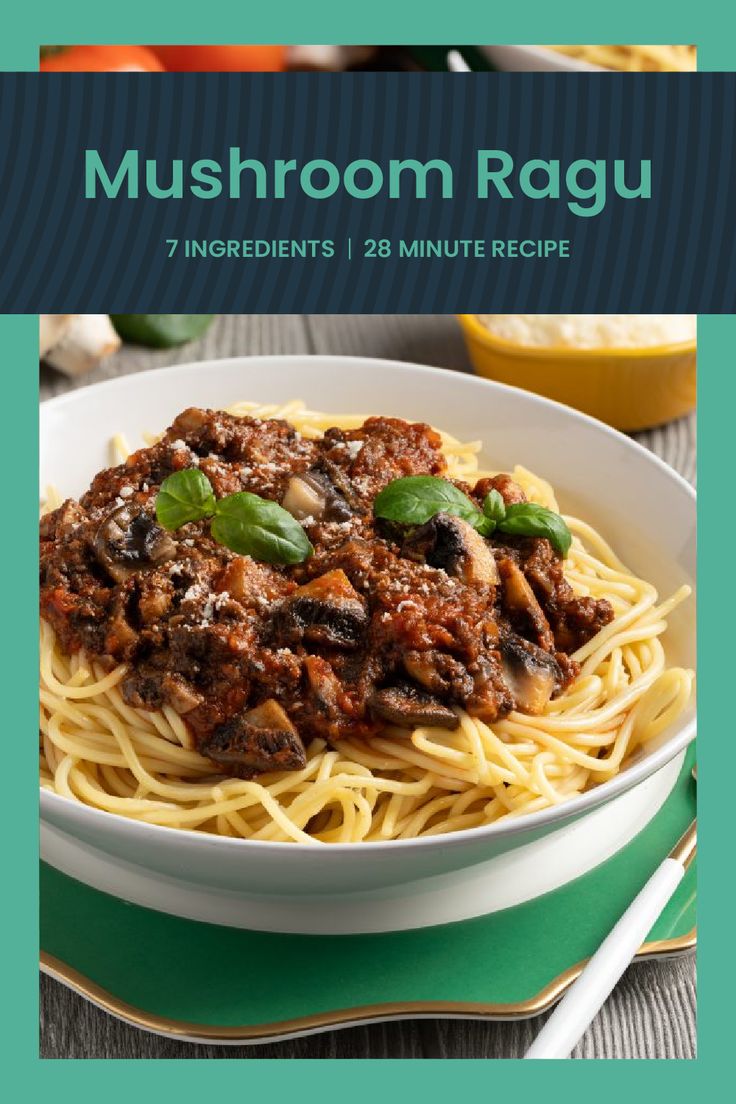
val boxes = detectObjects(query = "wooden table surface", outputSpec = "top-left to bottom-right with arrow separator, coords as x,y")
40,314 -> 696,1059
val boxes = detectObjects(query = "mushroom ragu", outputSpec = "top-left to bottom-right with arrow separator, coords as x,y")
40,409 -> 614,777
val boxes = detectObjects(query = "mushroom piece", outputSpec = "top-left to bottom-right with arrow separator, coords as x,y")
282,468 -> 352,523
202,699 -> 307,774
41,314 -> 121,377
94,505 -> 176,583
498,558 -> 553,649
162,674 -> 204,716
304,655 -> 343,719
402,513 -> 499,588
499,634 -> 560,715
368,683 -> 459,729
403,649 -> 474,699
282,473 -> 327,521
274,569 -> 368,648
40,314 -> 74,359
217,557 -> 288,606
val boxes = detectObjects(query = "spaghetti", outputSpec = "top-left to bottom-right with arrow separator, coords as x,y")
40,401 -> 693,843
546,45 -> 696,72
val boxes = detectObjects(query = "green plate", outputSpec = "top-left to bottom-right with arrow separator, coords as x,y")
40,748 -> 696,1042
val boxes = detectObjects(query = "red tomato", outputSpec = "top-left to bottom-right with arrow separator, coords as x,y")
40,45 -> 165,72
148,45 -> 286,71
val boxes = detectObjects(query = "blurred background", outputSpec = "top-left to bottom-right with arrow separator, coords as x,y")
39,44 -> 696,73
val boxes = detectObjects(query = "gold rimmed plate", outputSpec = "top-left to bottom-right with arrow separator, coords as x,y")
40,750 -> 696,1044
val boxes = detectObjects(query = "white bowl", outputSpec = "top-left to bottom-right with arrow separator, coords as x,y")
40,356 -> 696,912
480,45 -> 605,72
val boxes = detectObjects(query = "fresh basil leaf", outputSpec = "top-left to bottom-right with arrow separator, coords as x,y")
482,489 -> 507,525
211,492 -> 313,565
498,503 -> 572,557
155,470 -> 216,531
374,476 -> 484,528
477,488 -> 508,535
373,475 -> 571,556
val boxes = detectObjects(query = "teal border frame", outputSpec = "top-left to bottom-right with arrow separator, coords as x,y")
2,0 -> 731,1088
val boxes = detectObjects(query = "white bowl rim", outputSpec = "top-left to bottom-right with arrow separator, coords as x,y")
40,354 -> 696,854
478,44 -> 607,72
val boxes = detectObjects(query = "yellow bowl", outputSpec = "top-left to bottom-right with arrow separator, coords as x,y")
457,315 -> 696,431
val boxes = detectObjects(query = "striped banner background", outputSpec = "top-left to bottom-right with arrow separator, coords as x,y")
0,72 -> 733,311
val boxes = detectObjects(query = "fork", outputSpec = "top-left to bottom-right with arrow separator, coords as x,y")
525,769 -> 697,1059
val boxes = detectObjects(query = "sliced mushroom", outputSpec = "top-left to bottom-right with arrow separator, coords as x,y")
499,634 -> 560,715
498,558 -> 553,649
274,569 -> 368,648
202,699 -> 307,774
94,505 -> 176,583
403,649 -> 474,699
282,473 -> 328,521
304,655 -> 343,719
217,557 -> 288,606
162,674 -> 204,716
282,468 -> 352,523
368,683 -> 459,729
402,513 -> 499,588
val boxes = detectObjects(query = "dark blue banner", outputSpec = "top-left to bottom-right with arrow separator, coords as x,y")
1,72 -> 734,311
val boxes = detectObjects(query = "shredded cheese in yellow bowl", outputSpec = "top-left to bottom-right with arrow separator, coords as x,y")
458,314 -> 696,431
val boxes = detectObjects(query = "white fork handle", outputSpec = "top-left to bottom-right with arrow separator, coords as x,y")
447,51 -> 471,72
525,857 -> 686,1059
